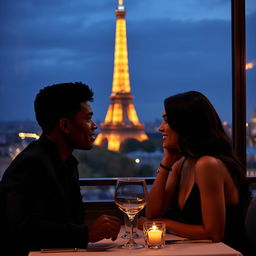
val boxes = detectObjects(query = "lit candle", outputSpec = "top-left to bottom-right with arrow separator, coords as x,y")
147,224 -> 163,245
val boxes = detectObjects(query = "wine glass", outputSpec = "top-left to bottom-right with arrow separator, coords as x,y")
114,178 -> 147,249
121,213 -> 139,239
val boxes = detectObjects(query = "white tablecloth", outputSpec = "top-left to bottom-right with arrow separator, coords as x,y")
29,227 -> 242,256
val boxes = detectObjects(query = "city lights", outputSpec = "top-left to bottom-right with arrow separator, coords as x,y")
18,132 -> 40,140
246,61 -> 255,70
135,158 -> 140,164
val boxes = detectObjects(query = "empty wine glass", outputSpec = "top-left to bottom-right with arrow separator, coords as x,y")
114,178 -> 147,249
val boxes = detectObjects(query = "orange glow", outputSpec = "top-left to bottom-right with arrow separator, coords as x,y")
246,62 -> 255,70
138,133 -> 149,141
94,133 -> 121,151
112,104 -> 123,123
94,133 -> 103,147
112,15 -> 131,93
104,105 -> 113,122
95,132 -> 148,152
94,0 -> 148,152
108,134 -> 122,151
127,104 -> 139,124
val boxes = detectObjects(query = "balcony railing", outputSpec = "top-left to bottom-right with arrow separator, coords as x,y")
80,175 -> 255,222
79,177 -> 155,186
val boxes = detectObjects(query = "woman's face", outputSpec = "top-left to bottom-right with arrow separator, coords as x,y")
158,109 -> 179,150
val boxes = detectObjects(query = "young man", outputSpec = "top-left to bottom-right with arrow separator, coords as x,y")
0,82 -> 121,256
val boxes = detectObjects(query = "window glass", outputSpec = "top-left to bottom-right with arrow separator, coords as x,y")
246,0 -> 256,179
0,1 -> 232,182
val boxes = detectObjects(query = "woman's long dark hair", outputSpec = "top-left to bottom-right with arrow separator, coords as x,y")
164,91 -> 251,211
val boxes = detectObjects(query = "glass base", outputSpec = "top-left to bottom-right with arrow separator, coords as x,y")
147,244 -> 165,249
119,243 -> 144,249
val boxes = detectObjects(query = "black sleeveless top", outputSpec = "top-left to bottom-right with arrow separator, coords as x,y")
164,160 -> 252,256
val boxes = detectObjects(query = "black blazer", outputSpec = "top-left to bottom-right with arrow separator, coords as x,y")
0,135 -> 88,256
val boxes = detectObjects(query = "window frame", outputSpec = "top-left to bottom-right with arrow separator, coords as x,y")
232,0 -> 246,169
232,0 -> 256,182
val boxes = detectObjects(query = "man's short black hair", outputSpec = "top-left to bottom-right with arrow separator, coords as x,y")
34,82 -> 94,132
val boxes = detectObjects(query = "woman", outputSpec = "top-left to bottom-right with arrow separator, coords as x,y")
142,91 -> 252,254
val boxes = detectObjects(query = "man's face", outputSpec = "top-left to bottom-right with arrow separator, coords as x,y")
66,102 -> 97,150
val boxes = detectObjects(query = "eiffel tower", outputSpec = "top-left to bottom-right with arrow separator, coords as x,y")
94,0 -> 148,151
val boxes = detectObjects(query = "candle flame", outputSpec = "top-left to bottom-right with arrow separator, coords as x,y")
152,224 -> 157,230
118,0 -> 123,5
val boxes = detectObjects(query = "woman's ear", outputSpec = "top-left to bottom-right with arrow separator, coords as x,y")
59,118 -> 70,134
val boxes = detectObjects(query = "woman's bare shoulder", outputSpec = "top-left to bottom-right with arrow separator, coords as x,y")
194,156 -> 227,179
196,155 -> 225,168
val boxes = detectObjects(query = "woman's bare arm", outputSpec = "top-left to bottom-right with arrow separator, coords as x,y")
146,156 -> 227,242
146,153 -> 183,218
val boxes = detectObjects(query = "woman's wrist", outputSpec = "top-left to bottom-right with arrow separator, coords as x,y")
160,163 -> 172,171
160,158 -> 173,169
156,163 -> 172,175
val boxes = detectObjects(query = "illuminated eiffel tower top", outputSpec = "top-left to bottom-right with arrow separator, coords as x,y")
94,0 -> 148,151
112,0 -> 131,94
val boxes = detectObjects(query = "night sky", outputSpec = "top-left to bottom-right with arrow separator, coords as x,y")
0,0 -> 255,123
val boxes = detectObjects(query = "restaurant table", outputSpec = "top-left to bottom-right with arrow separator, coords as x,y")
29,226 -> 242,256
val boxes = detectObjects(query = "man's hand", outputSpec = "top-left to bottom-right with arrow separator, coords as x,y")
88,215 -> 121,242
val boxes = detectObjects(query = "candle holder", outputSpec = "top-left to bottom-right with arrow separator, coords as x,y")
143,221 -> 166,249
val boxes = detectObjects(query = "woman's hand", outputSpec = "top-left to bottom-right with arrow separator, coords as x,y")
161,148 -> 182,168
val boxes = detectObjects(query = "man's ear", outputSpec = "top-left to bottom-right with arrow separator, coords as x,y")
59,118 -> 70,133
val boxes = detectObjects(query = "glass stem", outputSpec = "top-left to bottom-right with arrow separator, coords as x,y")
128,217 -> 135,245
